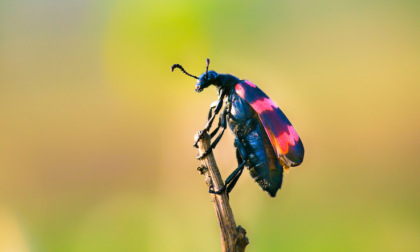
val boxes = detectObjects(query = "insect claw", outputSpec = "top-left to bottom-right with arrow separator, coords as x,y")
209,185 -> 226,195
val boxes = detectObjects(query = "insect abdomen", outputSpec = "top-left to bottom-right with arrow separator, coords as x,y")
228,93 -> 283,197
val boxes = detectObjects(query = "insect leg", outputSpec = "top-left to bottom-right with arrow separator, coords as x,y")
203,91 -> 225,131
210,100 -> 232,138
209,120 -> 221,138
197,103 -> 231,160
225,140 -> 248,194
209,159 -> 246,195
209,139 -> 248,196
193,91 -> 226,147
207,100 -> 219,120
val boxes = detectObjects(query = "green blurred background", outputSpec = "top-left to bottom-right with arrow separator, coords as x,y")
1,0 -> 419,251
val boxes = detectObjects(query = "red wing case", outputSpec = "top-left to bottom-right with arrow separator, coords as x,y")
235,80 -> 304,167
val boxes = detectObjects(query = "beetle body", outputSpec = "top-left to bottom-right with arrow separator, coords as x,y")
172,60 -> 304,197
228,87 -> 284,196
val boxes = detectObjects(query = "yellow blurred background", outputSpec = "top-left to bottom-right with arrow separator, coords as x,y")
1,0 -> 419,251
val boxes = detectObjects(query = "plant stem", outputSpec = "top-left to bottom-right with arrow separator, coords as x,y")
195,131 -> 249,252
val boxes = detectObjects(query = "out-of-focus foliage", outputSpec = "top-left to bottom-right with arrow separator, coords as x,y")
0,0 -> 419,251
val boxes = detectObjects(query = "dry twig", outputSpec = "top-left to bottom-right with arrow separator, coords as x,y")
195,131 -> 249,252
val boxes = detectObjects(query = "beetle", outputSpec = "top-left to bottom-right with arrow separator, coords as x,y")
171,59 -> 304,197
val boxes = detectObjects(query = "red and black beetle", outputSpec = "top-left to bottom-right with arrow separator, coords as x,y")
171,59 -> 304,197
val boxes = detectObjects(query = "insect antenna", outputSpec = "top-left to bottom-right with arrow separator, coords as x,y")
205,58 -> 210,79
171,64 -> 198,79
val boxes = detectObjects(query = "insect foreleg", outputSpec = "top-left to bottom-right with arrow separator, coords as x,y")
193,91 -> 226,147
207,100 -> 219,120
203,91 -> 225,131
210,100 -> 231,138
197,103 -> 231,159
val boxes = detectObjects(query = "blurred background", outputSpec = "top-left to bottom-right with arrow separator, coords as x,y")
1,0 -> 419,251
